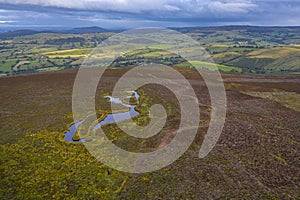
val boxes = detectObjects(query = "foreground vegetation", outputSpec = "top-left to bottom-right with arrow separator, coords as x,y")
0,25 -> 299,199
0,68 -> 299,199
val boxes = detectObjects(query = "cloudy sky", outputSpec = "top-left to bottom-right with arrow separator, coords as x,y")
0,0 -> 299,29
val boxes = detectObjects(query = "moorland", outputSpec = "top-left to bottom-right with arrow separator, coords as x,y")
0,26 -> 299,199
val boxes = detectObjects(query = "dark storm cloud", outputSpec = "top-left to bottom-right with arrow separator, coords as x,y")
0,0 -> 299,29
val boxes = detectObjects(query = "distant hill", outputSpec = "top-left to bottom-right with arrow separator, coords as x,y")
1,25 -> 300,41
173,25 -> 300,32
171,25 -> 300,44
65,26 -> 109,34
0,30 -> 39,39
0,26 -> 111,39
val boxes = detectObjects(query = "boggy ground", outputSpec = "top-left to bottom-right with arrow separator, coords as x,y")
0,68 -> 299,199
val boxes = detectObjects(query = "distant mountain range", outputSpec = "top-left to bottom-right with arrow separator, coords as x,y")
0,26 -> 112,39
63,26 -> 109,34
172,25 -> 300,32
1,25 -> 300,40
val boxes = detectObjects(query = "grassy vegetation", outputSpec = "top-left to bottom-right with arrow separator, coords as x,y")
0,60 -> 16,72
0,26 -> 299,198
0,130 -> 128,199
0,26 -> 299,76
176,60 -> 242,72
241,90 -> 300,112
247,46 -> 300,58
208,45 -> 300,74
0,69 -> 299,199
42,48 -> 92,58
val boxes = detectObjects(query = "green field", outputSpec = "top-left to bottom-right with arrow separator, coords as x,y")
176,60 -> 242,72
0,26 -> 299,76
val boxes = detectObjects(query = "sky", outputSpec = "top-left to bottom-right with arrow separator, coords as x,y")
0,0 -> 299,30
